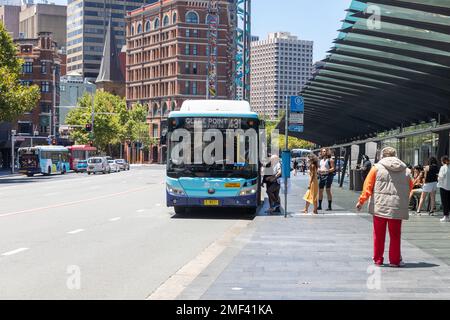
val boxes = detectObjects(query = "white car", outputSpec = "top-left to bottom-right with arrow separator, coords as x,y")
87,157 -> 111,175
108,160 -> 120,173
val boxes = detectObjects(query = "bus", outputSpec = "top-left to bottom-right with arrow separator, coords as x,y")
166,100 -> 263,215
18,146 -> 70,176
67,145 -> 97,171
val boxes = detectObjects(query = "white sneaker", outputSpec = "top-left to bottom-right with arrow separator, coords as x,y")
440,216 -> 450,223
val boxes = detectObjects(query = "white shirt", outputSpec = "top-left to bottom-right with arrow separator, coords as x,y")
438,165 -> 450,191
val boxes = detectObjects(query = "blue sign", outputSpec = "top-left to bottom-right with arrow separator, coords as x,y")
288,125 -> 304,133
290,96 -> 304,113
281,150 -> 291,179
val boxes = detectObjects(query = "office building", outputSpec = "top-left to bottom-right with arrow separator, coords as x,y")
250,32 -> 313,119
0,4 -> 20,38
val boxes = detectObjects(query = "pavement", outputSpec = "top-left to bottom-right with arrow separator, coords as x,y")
174,174 -> 450,300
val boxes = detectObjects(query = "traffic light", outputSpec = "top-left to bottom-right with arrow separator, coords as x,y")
85,123 -> 92,132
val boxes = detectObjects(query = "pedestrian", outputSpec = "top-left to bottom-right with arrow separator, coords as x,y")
361,155 -> 372,182
266,155 -> 282,214
293,158 -> 298,176
417,157 -> 439,215
409,165 -> 425,207
356,147 -> 413,267
318,148 -> 336,211
303,154 -> 319,214
438,156 -> 450,223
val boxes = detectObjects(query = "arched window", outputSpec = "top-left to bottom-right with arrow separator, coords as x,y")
130,25 -> 135,36
163,15 -> 170,27
145,21 -> 151,32
185,11 -> 199,24
162,102 -> 168,116
172,12 -> 177,24
171,101 -> 176,111
137,23 -> 142,34
152,104 -> 159,117
154,18 -> 160,29
206,14 -> 218,25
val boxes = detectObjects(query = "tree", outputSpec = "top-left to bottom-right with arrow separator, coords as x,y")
265,120 -> 313,151
0,23 -> 40,122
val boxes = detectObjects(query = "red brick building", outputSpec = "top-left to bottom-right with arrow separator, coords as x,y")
125,0 -> 235,163
14,31 -> 62,138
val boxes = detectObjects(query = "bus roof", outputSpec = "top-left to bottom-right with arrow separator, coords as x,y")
169,100 -> 258,118
67,145 -> 97,151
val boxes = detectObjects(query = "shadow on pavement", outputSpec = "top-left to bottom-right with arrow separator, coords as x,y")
403,262 -> 440,269
171,207 -> 257,221
0,176 -> 53,184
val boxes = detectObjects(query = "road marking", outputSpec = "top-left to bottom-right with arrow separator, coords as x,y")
67,229 -> 85,235
0,186 -> 150,219
147,219 -> 252,300
109,217 -> 121,222
136,209 -> 146,213
2,248 -> 29,256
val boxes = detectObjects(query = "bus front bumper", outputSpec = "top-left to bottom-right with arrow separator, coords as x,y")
166,193 -> 258,208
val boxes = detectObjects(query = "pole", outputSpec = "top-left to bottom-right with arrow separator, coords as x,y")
11,132 -> 15,174
91,92 -> 95,136
52,67 -> 57,138
284,96 -> 289,218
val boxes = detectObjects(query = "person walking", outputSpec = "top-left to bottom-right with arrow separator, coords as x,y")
303,154 -> 319,214
417,157 -> 439,215
356,147 -> 413,267
266,155 -> 282,214
318,148 -> 336,211
438,156 -> 450,222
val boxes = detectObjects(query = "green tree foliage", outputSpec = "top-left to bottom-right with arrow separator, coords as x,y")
265,120 -> 313,151
0,23 -> 40,122
66,91 -> 150,152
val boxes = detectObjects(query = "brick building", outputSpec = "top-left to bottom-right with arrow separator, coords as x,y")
125,0 -> 235,163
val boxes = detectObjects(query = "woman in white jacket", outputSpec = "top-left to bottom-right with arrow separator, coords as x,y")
438,156 -> 450,223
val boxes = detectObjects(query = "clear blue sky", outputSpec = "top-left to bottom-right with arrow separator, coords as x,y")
252,0 -> 351,62
53,0 -> 350,62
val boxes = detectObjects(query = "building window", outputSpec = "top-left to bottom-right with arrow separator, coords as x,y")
22,62 -> 33,74
41,62 -> 47,74
185,81 -> 190,94
185,63 -> 190,74
193,29 -> 198,37
185,44 -> 190,55
137,23 -> 142,34
192,63 -> 197,74
152,124 -> 159,138
192,82 -> 197,95
172,12 -> 177,24
41,81 -> 50,93
185,11 -> 199,24
145,21 -> 151,32
154,18 -> 160,29
163,15 -> 170,27
130,25 -> 134,35
186,29 -> 190,37
192,45 -> 197,55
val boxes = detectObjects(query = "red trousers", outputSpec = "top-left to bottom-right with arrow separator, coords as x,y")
373,215 -> 402,265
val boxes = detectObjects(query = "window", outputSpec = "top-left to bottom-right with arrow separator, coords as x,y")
137,23 -> 142,34
185,63 -> 190,74
172,12 -> 177,24
41,82 -> 50,93
186,29 -> 190,37
130,25 -> 134,35
145,21 -> 151,32
193,29 -> 198,37
22,62 -> 33,74
185,11 -> 199,24
185,81 -> 190,94
206,14 -> 219,25
152,124 -> 159,138
192,63 -> 197,75
192,45 -> 197,56
163,15 -> 169,27
154,18 -> 160,29
185,44 -> 190,55
192,82 -> 197,95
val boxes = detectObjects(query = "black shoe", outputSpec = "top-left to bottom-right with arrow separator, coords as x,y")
326,208 -> 332,211
317,206 -> 322,211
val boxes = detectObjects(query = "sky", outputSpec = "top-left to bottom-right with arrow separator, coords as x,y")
49,0 -> 351,62
252,0 -> 351,62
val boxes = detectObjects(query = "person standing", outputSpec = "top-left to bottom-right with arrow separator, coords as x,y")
266,155 -> 282,214
361,155 -> 372,182
318,148 -> 336,211
356,147 -> 413,267
303,154 -> 319,214
417,157 -> 439,215
438,156 -> 450,222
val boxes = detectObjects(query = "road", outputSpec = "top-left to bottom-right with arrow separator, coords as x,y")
0,166 -> 253,299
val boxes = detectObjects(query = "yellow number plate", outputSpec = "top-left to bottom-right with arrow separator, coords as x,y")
204,200 -> 219,206
225,183 -> 241,188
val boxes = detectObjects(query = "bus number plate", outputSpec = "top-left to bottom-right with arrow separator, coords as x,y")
225,183 -> 241,188
204,200 -> 219,206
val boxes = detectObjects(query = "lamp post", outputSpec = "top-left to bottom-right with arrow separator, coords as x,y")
11,130 -> 16,174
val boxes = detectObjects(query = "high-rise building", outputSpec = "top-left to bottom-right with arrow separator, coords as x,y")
125,0 -> 235,163
250,32 -> 313,120
0,5 -> 20,38
67,0 -> 157,80
19,3 -> 67,48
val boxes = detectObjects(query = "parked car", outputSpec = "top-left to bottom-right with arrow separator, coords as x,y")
75,160 -> 88,173
87,157 -> 111,175
115,159 -> 130,171
108,160 -> 120,173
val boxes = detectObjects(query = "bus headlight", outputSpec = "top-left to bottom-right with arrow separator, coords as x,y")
167,184 -> 186,196
239,186 -> 258,196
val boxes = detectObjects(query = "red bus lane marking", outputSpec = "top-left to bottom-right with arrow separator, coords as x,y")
0,186 -> 149,218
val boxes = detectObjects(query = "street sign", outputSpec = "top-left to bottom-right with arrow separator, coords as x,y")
289,112 -> 304,124
288,125 -> 304,133
290,96 -> 304,113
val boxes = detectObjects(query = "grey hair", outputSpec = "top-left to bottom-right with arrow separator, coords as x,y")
381,147 -> 397,158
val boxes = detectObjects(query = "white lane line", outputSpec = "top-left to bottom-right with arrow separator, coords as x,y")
109,217 -> 121,222
136,209 -> 146,213
2,248 -> 29,256
67,229 -> 85,235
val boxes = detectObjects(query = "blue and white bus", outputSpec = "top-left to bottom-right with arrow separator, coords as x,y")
166,100 -> 263,215
18,146 -> 70,177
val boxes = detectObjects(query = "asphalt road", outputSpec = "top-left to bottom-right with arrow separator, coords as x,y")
0,166 -> 253,299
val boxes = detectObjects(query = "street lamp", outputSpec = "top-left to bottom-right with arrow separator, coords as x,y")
10,130 -> 16,174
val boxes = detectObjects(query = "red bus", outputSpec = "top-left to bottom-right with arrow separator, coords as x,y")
67,145 -> 97,171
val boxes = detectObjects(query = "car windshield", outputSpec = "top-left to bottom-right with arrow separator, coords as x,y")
116,160 -> 124,163
88,158 -> 102,164
78,160 -> 87,164
108,160 -> 114,163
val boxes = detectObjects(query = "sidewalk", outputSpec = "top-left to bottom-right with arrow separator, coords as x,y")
179,174 -> 450,300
